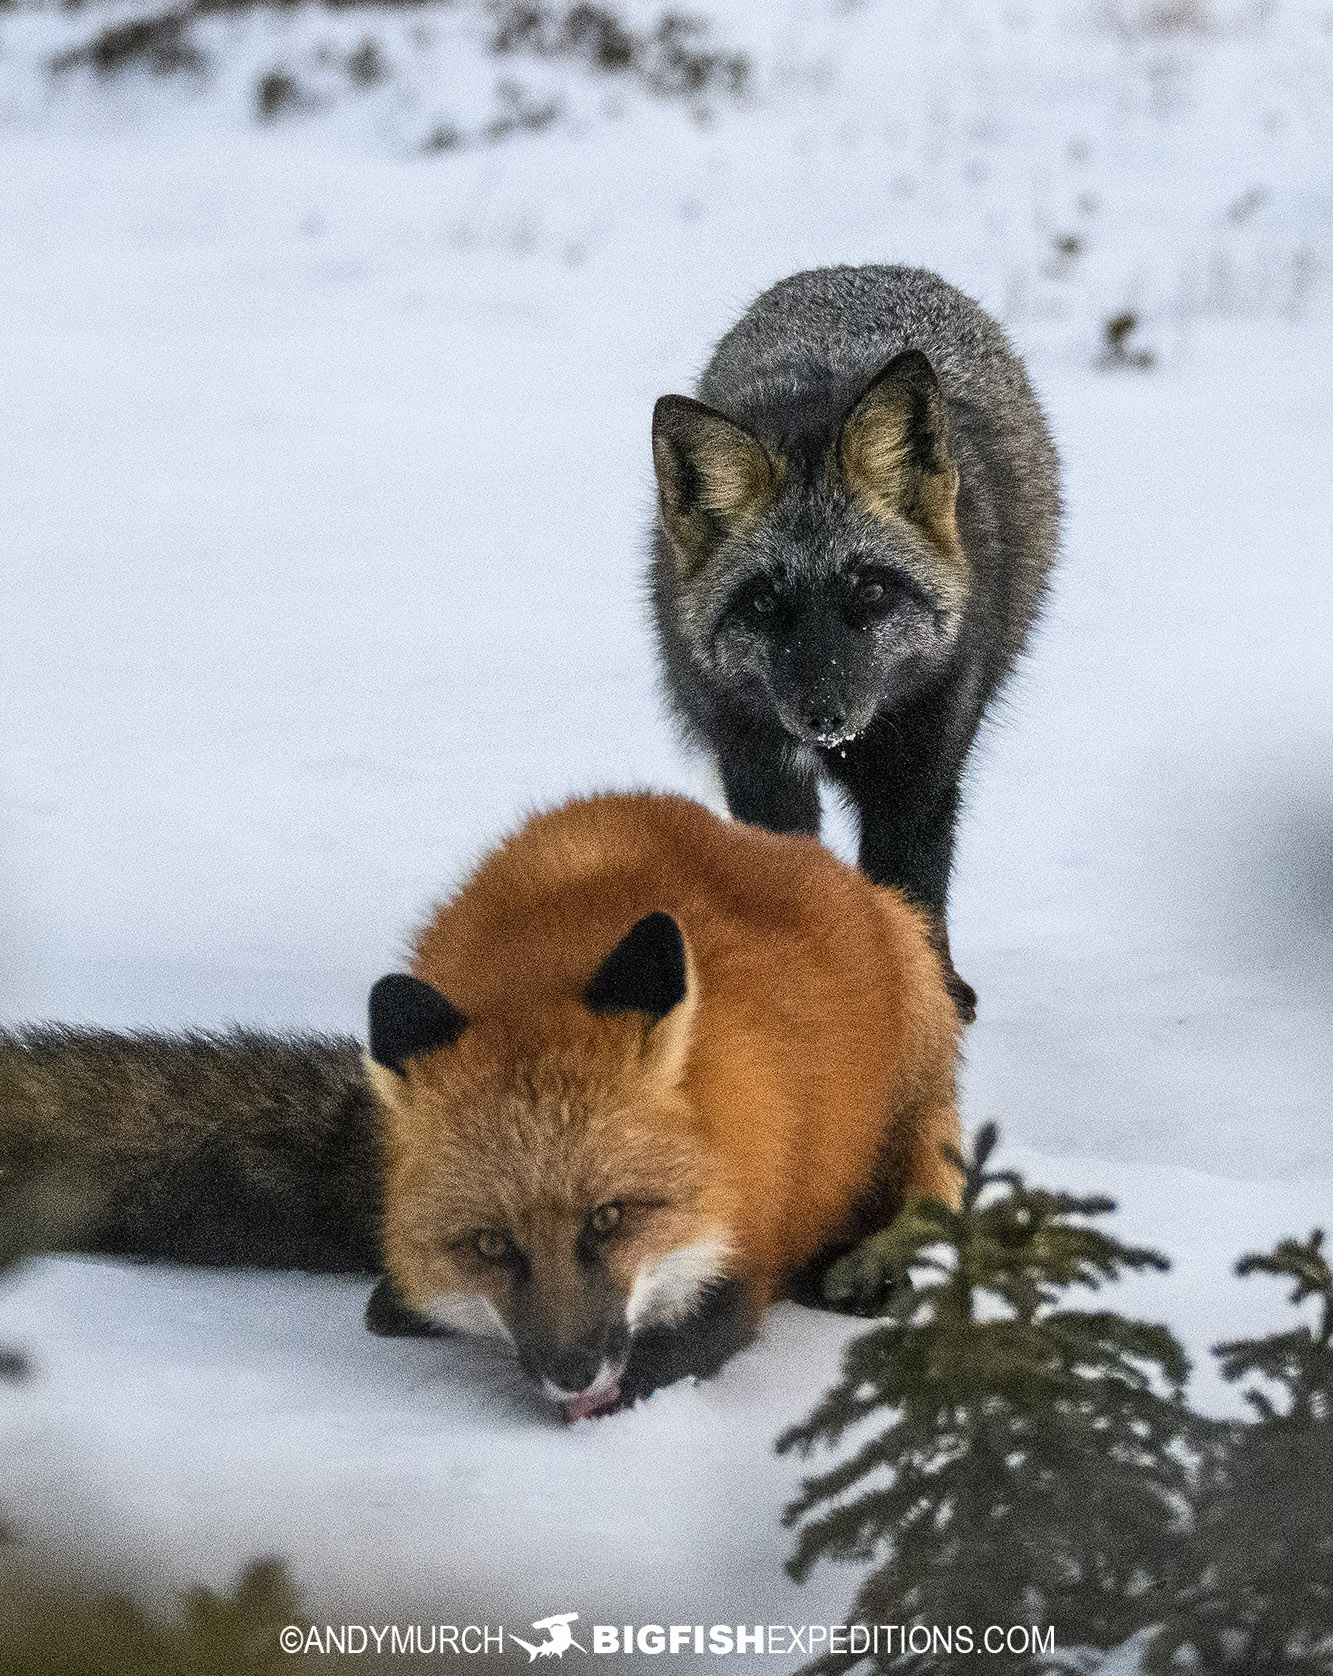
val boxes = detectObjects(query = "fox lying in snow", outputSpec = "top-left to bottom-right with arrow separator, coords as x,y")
362,791 -> 962,1420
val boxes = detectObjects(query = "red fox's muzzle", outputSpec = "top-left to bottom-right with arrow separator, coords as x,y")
502,1227 -> 633,1421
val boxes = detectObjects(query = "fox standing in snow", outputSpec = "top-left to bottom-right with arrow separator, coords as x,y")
362,791 -> 961,1421
650,265 -> 1061,1021
0,793 -> 961,1421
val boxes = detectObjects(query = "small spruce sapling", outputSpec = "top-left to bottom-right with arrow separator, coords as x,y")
1147,1229 -> 1333,1676
777,1124 -> 1199,1674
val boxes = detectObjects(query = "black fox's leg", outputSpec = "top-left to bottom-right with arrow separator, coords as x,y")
365,1274 -> 452,1338
841,721 -> 977,1023
859,800 -> 976,1025
619,1279 -> 762,1405
856,792 -> 957,922
716,730 -> 821,836
922,918 -> 976,1025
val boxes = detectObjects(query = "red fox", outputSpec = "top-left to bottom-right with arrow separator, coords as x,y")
365,791 -> 961,1421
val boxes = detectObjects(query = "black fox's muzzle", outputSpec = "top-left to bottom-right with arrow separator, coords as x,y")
779,697 -> 861,748
770,607 -> 879,747
775,681 -> 877,748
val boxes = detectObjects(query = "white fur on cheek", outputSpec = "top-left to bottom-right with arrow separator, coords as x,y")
424,1292 -> 515,1347
626,1233 -> 732,1329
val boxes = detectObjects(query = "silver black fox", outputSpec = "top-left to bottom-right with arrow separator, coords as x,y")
649,265 -> 1061,1019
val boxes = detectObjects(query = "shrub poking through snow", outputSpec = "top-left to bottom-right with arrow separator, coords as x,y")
1100,309 -> 1157,369
777,1125 -> 1201,1673
255,67 -> 309,120
49,8 -> 206,79
45,0 -> 748,135
488,1 -> 748,99
1146,1230 -> 1333,1676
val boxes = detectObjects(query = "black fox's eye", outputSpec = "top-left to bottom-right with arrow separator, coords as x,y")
473,1229 -> 512,1263
847,571 -> 906,622
749,586 -> 777,616
588,1203 -> 623,1238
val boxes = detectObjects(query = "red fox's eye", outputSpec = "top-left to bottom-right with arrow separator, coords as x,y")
473,1229 -> 511,1263
588,1203 -> 623,1238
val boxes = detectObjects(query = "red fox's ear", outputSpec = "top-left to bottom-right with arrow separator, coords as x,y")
839,349 -> 962,564
367,974 -> 467,1079
586,913 -> 696,1090
652,395 -> 778,576
585,912 -> 686,1024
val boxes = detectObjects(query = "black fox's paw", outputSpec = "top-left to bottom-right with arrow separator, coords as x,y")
820,1233 -> 912,1317
365,1274 -> 452,1339
924,918 -> 977,1024
945,967 -> 977,1025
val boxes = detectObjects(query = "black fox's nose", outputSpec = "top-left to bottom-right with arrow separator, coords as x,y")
546,1348 -> 602,1395
806,702 -> 847,736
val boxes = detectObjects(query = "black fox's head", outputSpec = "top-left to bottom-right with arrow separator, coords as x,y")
364,912 -> 734,1423
653,349 -> 966,748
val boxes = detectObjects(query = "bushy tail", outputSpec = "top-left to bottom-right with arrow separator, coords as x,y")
0,1026 -> 382,1272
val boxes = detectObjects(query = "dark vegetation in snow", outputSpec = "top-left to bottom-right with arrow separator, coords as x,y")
1100,309 -> 1158,370
781,1128 -> 1333,1674
0,1172 -> 307,1675
780,1124 -> 1201,1673
489,3 -> 746,98
1146,1232 -> 1333,1676
47,0 -> 749,143
0,1559 -> 304,1676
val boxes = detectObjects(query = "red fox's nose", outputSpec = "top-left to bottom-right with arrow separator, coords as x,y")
541,1349 -> 625,1423
546,1347 -> 602,1394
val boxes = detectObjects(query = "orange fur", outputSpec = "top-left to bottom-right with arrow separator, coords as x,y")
375,792 -> 961,1335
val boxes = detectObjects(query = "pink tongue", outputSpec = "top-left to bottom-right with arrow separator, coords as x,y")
560,1381 -> 621,1424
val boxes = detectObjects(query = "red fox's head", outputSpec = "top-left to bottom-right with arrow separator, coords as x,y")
365,913 -> 736,1421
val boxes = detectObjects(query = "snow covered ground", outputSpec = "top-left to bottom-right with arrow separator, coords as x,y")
1,0 -> 1331,1665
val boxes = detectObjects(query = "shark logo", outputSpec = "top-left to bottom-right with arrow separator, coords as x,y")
510,1612 -> 586,1661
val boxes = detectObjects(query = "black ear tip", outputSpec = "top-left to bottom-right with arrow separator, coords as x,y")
652,393 -> 699,438
368,973 -> 467,1076
640,911 -> 685,961
585,912 -> 688,1025
891,347 -> 940,388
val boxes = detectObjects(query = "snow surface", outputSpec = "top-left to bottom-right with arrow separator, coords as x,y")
1,0 -> 1331,1665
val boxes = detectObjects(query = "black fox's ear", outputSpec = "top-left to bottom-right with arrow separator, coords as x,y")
652,395 -> 778,575
368,974 -> 467,1076
839,349 -> 961,561
585,912 -> 687,1025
